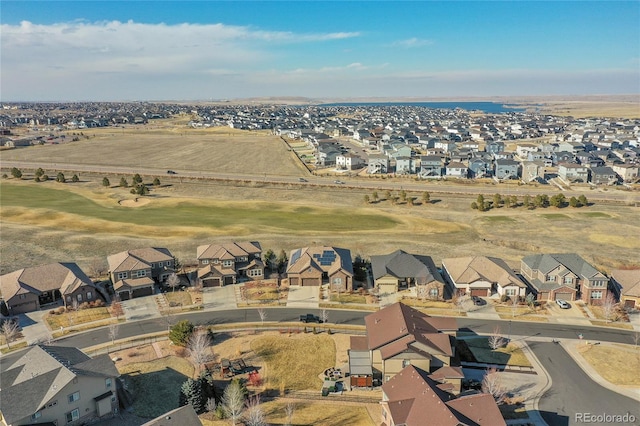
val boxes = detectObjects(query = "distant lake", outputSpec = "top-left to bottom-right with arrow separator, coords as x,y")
320,101 -> 525,114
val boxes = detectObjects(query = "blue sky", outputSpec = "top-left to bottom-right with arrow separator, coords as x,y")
2,1 -> 639,101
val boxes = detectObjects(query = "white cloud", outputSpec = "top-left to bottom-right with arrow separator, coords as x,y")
389,37 -> 434,48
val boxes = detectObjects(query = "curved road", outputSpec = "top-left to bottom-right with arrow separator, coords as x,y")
3,160 -> 639,204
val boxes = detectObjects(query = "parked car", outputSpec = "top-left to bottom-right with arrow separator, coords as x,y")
472,296 -> 484,306
167,170 -> 177,174
300,313 -> 322,323
462,378 -> 482,390
334,180 -> 345,184
556,299 -> 571,309
298,177 -> 308,182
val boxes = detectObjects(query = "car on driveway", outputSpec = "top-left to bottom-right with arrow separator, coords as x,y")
556,299 -> 571,309
472,296 -> 484,306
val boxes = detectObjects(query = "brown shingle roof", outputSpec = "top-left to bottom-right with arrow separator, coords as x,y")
443,256 -> 525,288
612,269 -> 640,297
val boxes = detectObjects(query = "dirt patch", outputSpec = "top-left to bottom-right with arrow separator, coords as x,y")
118,198 -> 151,207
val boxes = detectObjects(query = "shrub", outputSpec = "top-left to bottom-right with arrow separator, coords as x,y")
49,310 -> 56,315
41,174 -> 49,181
500,294 -> 510,303
169,320 -> 195,346
1,174 -> 7,179
56,307 -> 66,315
79,302 -> 90,310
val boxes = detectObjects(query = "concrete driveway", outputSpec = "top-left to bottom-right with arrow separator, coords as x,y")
202,285 -> 237,310
121,296 -> 160,321
286,285 -> 319,308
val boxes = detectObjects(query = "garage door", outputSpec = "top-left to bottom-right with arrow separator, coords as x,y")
471,289 -> 487,297
132,287 -> 153,298
302,278 -> 320,286
624,299 -> 636,309
203,278 -> 220,287
555,292 -> 573,301
224,276 -> 234,286
118,291 -> 131,301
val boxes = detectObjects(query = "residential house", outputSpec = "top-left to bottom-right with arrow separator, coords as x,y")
521,254 -> 609,304
485,141 -> 505,156
107,247 -> 175,299
348,302 -> 457,386
371,250 -> 445,299
515,143 -> 538,159
336,153 -> 365,170
552,151 -> 575,165
286,246 -> 353,291
367,153 -> 389,174
196,241 -> 264,287
558,163 -> 589,183
589,166 -> 618,185
380,365 -> 505,426
418,155 -> 443,178
445,161 -> 468,178
0,263 -> 103,315
494,159 -> 520,180
610,269 -> 640,310
521,160 -> 548,183
612,163 -> 640,182
468,157 -> 493,179
0,345 -> 119,426
441,256 -> 526,298
316,143 -> 342,166
395,156 -> 417,174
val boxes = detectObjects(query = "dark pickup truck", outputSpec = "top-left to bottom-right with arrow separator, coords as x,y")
300,314 -> 322,323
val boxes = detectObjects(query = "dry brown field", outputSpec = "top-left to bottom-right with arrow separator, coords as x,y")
1,121 -> 639,276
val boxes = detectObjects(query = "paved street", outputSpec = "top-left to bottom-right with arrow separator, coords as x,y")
528,341 -> 639,426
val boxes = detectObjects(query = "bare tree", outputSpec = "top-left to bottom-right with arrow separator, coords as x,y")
0,319 -> 19,349
70,298 -> 80,326
633,331 -> 640,348
107,323 -> 119,345
481,367 -> 506,405
284,402 -> 296,426
321,308 -> 329,324
488,326 -> 506,350
257,308 -> 267,325
511,294 -> 520,318
244,394 -> 266,426
188,329 -> 213,371
333,281 -> 343,302
601,293 -> 617,323
455,294 -> 472,313
167,272 -> 181,292
88,258 -> 107,279
111,295 -> 124,320
223,380 -> 245,426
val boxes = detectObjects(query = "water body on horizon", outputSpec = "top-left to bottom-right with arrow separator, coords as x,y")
320,101 -> 526,114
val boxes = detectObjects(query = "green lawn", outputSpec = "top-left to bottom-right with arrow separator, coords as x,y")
578,212 -> 610,218
482,216 -> 516,222
0,183 -> 398,232
540,213 -> 571,220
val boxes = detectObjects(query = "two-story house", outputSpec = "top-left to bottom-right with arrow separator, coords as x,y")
558,163 -> 589,182
367,153 -> 389,174
0,263 -> 104,315
348,302 -> 457,386
521,253 -> 609,304
107,247 -> 175,300
0,345 -> 119,426
286,246 -> 353,291
196,241 -> 264,287
441,256 -> 527,298
418,155 -> 444,178
494,159 -> 520,180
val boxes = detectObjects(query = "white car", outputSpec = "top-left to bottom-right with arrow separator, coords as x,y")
556,299 -> 570,309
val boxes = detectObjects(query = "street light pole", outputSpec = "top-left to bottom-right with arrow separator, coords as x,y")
508,320 -> 512,342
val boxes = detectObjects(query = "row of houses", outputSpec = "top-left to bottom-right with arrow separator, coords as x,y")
2,241 -> 639,315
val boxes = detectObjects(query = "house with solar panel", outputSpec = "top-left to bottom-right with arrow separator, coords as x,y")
286,246 -> 354,291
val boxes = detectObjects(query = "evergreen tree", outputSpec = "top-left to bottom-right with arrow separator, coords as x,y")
578,194 -> 588,206
135,184 -> 149,196
372,191 -> 379,202
11,167 -> 22,179
180,378 -> 206,413
169,320 -> 195,346
422,191 -> 430,204
153,177 -> 161,186
71,174 -> 79,182
492,193 -> 502,208
35,168 -> 44,178
569,196 -> 579,207
56,172 -> 66,183
119,177 -> 128,187
102,177 -> 110,187
133,173 -> 143,184
363,194 -> 370,204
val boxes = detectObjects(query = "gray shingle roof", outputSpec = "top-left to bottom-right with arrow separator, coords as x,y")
371,250 -> 443,283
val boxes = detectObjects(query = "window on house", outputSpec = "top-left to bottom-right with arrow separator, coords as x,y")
106,378 -> 112,388
591,291 -> 603,300
213,259 -> 219,264
166,261 -> 172,267
32,411 -> 42,420
506,288 -> 517,296
86,291 -> 92,300
429,288 -> 439,297
151,263 -> 155,268
68,392 -> 80,403
202,259 -> 209,265
66,409 -> 79,423
19,294 -> 26,299
76,294 -> 82,302
333,277 -> 342,285
548,275 -> 556,282
564,276 -> 572,285
117,272 -> 127,280
47,401 -> 58,408
402,359 -> 411,367
223,260 -> 233,267
66,295 -> 72,303
134,270 -> 146,278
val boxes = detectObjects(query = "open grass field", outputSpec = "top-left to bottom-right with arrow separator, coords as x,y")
1,124 -> 639,276
577,343 -> 640,386
250,334 -> 336,391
